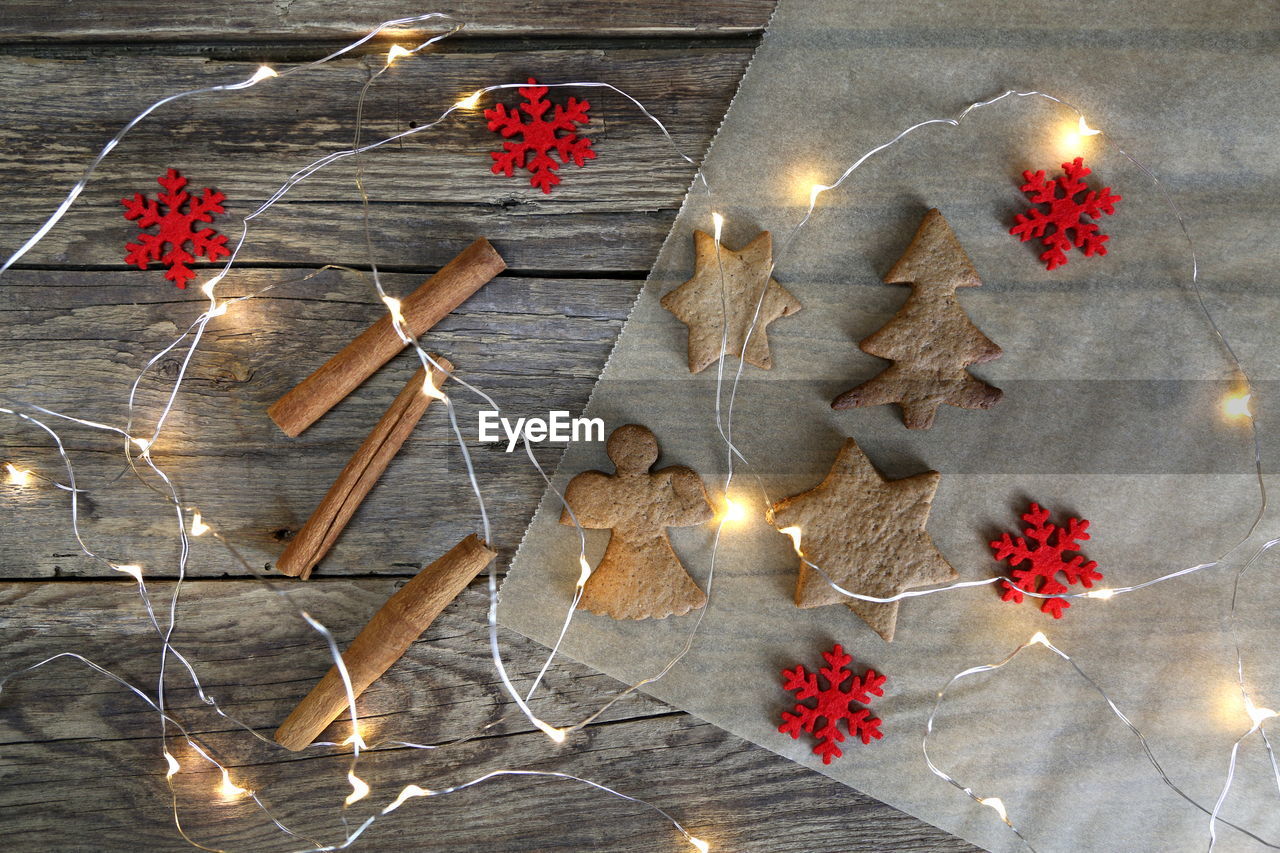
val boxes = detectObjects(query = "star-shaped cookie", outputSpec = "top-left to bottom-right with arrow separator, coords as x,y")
769,438 -> 957,641
661,230 -> 802,373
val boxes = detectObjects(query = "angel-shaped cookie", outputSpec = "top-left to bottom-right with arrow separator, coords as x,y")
561,424 -> 713,619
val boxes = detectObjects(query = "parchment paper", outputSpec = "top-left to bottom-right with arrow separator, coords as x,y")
500,2 -> 1280,850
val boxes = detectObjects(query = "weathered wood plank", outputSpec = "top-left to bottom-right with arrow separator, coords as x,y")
0,2 -> 776,42
0,270 -> 636,579
0,580 -> 668,744
0,48 -> 750,272
0,578 -> 975,852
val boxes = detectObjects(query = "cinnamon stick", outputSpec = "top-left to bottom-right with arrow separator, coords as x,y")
274,533 -> 496,752
268,238 -> 504,437
275,358 -> 452,580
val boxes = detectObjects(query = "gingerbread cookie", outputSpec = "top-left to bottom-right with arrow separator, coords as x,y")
769,438 -> 957,641
832,209 -> 1002,429
561,424 -> 714,619
661,230 -> 802,374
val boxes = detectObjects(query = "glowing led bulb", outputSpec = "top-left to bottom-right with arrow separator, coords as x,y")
382,295 -> 406,327
576,554 -> 593,588
1245,696 -> 1277,728
345,771 -> 371,806
218,767 -> 248,798
383,784 -> 432,814
778,525 -> 803,555
113,564 -> 144,583
1222,392 -> 1252,419
979,796 -> 1009,823
131,437 -> 151,456
207,302 -> 228,318
454,90 -> 483,110
1087,588 -> 1115,600
5,462 -> 31,485
721,498 -> 748,524
387,44 -> 413,64
342,731 -> 369,751
808,183 -> 830,208
249,65 -> 278,84
711,212 -> 724,242
535,719 -> 568,743
189,511 -> 209,537
163,751 -> 181,779
422,372 -> 445,400
1028,631 -> 1050,647
1060,116 -> 1101,154
689,838 -> 710,853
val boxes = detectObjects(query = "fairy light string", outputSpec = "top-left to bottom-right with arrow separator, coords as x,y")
0,15 -> 716,853
923,620 -> 1279,850
700,100 -> 1275,849
0,401 -> 327,848
0,9 -> 1272,851
333,46 -> 740,805
711,91 -> 1276,848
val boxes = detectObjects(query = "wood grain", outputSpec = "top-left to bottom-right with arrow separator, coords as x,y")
0,578 -> 975,852
0,1 -> 776,42
0,49 -> 753,273
0,8 -> 981,850
0,270 -> 634,581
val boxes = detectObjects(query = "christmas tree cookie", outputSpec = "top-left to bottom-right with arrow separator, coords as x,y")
832,209 -> 1002,429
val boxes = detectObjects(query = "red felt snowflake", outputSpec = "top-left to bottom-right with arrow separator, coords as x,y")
779,644 -> 885,764
484,78 -> 595,194
991,502 -> 1102,618
1010,157 -> 1121,271
121,168 -> 229,289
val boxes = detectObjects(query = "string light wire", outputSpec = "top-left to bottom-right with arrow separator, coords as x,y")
0,17 -> 720,852
320,57 -> 729,746
706,89 -> 1276,848
923,622 -> 1278,850
0,651 -> 323,851
0,10 -> 1271,851
314,77 -> 1279,847
335,53 -> 740,821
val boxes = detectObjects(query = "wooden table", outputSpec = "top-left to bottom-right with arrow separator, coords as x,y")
0,4 -> 976,850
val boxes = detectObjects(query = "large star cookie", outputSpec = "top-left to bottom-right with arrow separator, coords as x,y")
769,438 -> 957,641
661,230 -> 802,373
